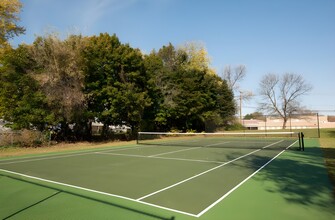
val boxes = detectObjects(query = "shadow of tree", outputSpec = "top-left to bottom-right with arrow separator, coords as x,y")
320,147 -> 335,200
0,173 -> 175,220
236,146 -> 335,213
325,130 -> 335,138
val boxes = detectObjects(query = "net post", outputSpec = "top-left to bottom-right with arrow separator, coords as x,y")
298,132 -> 302,151
136,132 -> 139,144
301,132 -> 305,151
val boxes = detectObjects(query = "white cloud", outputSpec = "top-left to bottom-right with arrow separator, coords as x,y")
79,0 -> 138,33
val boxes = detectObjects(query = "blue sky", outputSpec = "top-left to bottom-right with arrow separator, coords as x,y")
12,0 -> 335,115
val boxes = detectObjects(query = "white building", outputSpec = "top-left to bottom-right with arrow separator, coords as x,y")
242,115 -> 335,130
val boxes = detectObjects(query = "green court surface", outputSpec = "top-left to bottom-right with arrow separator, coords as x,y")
0,137 -> 334,220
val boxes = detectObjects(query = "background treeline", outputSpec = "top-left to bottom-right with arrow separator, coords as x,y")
0,33 -> 236,141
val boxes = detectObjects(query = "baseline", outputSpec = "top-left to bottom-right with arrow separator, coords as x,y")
0,168 -> 198,218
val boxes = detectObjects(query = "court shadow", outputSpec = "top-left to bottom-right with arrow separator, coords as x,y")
240,146 -> 335,213
1,174 -> 175,220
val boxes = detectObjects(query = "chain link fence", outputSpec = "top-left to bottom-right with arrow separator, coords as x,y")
0,130 -> 51,147
241,113 -> 335,138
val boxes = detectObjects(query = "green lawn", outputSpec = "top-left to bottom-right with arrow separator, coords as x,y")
318,128 -> 335,197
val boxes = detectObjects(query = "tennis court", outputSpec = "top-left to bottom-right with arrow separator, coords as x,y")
2,131 -> 329,219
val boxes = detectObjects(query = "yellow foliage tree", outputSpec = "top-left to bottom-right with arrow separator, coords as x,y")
179,41 -> 216,75
0,0 -> 25,48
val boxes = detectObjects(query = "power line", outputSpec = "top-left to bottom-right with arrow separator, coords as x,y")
311,110 -> 335,112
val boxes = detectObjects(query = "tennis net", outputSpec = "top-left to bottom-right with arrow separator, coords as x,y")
137,131 -> 304,150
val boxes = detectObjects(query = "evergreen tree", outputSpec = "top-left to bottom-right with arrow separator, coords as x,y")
83,33 -> 150,137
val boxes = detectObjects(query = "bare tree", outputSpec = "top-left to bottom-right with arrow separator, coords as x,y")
222,65 -> 253,120
223,65 -> 246,91
258,73 -> 312,128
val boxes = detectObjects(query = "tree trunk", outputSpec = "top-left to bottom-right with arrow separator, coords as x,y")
282,117 -> 288,129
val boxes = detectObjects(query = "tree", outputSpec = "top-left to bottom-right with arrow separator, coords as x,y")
145,43 -> 235,132
82,33 -> 150,137
258,73 -> 312,128
179,41 -> 215,74
0,45 -> 54,131
143,44 -> 184,130
222,65 -> 246,91
0,0 -> 25,48
243,112 -> 265,121
29,34 -> 87,139
142,52 -> 165,131
221,64 -> 253,121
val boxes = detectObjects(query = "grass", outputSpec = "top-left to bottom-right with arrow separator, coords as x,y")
267,127 -> 335,197
317,128 -> 335,197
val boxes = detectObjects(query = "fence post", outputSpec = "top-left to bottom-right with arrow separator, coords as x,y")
317,113 -> 320,138
265,115 -> 267,136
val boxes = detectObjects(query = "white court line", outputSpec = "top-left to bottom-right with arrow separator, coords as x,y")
137,140 -> 285,201
0,168 -> 198,218
143,139 -> 199,146
262,140 -> 284,149
136,140 -> 284,201
0,152 -> 95,165
0,139 -> 291,217
0,144 -> 140,163
102,144 -> 161,153
0,145 -> 157,165
196,140 -> 297,217
148,147 -> 202,157
94,140 -> 232,161
95,152 -> 223,164
148,141 -> 231,157
0,140 -> 231,166
204,141 -> 231,147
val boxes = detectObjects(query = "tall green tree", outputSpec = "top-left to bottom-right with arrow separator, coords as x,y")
142,51 -> 166,131
83,33 -> 150,136
144,43 -> 235,132
143,44 -> 184,130
0,45 -> 54,130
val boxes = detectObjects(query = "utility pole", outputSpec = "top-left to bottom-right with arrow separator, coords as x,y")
239,91 -> 242,123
